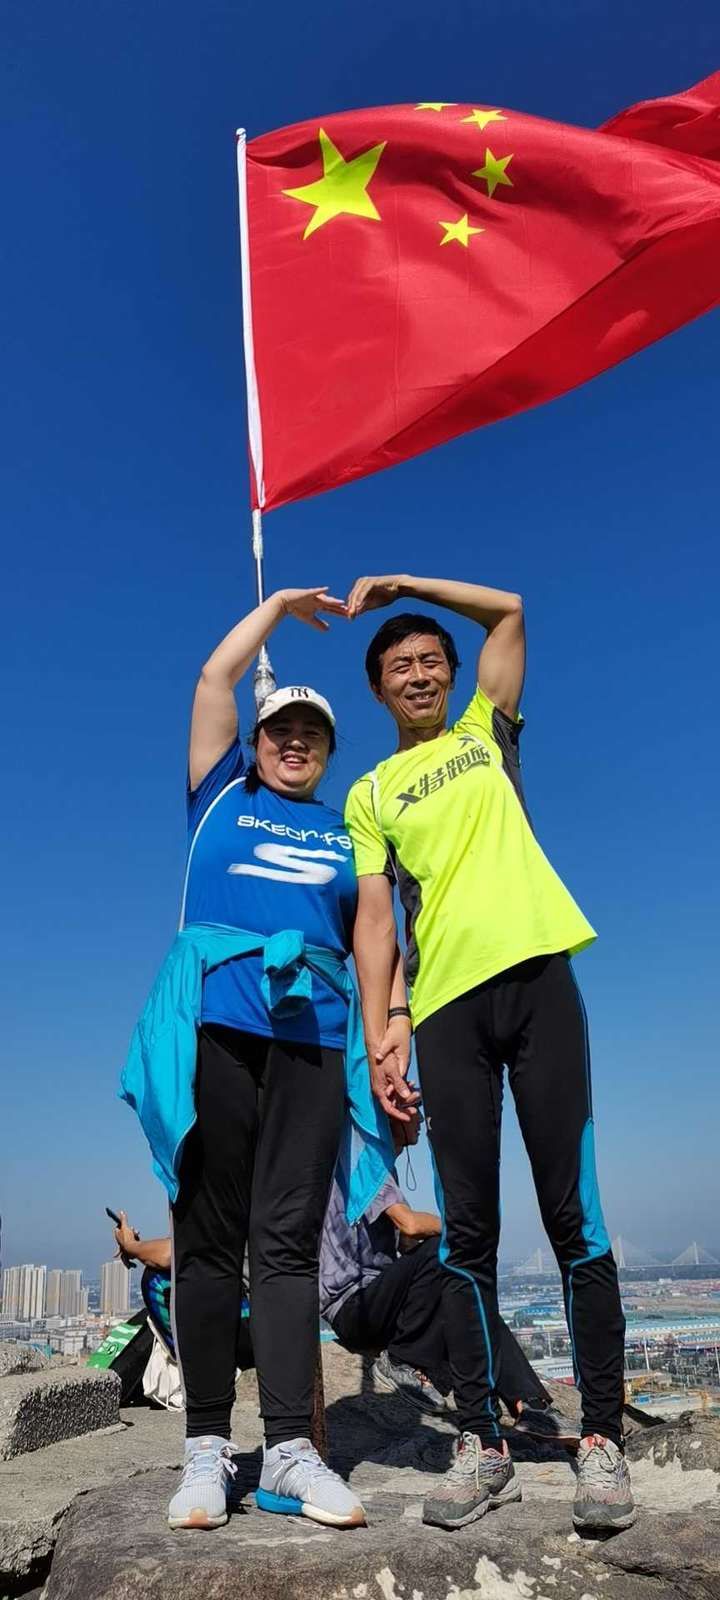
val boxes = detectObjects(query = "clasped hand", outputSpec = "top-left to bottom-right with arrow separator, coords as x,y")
280,575 -> 405,630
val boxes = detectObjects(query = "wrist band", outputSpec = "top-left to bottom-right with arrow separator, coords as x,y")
388,1006 -> 412,1026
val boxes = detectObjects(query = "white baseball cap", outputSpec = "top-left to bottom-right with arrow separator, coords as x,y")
255,685 -> 336,730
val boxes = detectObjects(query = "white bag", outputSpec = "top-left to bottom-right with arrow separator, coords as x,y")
142,1327 -> 184,1411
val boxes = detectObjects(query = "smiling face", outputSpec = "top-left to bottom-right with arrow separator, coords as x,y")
374,632 -> 454,739
255,706 -> 332,799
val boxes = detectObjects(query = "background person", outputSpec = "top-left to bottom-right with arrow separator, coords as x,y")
319,1113 -> 578,1445
344,573 -> 632,1535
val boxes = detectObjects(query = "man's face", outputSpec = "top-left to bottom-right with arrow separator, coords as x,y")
374,633 -> 453,734
256,708 -> 331,799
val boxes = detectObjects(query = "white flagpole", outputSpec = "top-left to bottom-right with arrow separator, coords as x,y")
236,129 -> 276,708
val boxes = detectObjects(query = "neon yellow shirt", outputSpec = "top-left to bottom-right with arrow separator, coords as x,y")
345,687 -> 595,1028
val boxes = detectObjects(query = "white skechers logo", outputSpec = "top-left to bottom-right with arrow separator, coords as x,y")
228,842 -> 345,885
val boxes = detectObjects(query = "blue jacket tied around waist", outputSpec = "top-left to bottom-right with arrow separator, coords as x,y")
120,923 -> 394,1225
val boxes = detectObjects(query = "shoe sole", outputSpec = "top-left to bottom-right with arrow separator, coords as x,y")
255,1487 -> 366,1528
573,1507 -> 636,1533
423,1479 -> 522,1530
372,1367 -> 445,1414
168,1509 -> 228,1530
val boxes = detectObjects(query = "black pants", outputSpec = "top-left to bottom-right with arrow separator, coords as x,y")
171,1023 -> 345,1446
416,954 -> 625,1448
332,1236 -> 550,1412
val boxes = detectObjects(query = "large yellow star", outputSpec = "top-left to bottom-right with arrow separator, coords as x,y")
472,147 -> 514,198
415,102 -> 456,112
283,128 -> 386,239
461,108 -> 506,130
438,213 -> 484,247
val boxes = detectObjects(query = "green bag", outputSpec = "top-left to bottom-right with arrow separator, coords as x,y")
88,1310 -> 152,1403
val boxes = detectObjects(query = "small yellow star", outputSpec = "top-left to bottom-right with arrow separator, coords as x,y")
283,127 -> 386,239
472,147 -> 514,198
415,102 -> 456,112
438,213 -> 484,247
461,108 -> 506,130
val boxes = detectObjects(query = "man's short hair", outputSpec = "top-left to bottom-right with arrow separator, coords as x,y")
365,613 -> 461,690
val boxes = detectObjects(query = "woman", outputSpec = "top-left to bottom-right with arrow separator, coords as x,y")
123,585 -> 409,1532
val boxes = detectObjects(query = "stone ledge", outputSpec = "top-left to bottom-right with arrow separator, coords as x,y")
43,1465 -> 720,1600
0,1366 -> 121,1461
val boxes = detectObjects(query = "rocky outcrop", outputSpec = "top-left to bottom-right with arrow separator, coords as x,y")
0,1346 -> 718,1599
0,1365 -> 120,1460
0,1342 -> 49,1379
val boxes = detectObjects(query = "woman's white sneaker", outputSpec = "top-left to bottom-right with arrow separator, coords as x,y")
257,1437 -> 366,1527
168,1436 -> 238,1529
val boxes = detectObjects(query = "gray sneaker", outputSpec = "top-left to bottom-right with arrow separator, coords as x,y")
573,1435 -> 636,1531
168,1436 -> 238,1530
512,1401 -> 581,1449
257,1437 -> 366,1528
423,1432 -> 521,1529
372,1351 -> 446,1414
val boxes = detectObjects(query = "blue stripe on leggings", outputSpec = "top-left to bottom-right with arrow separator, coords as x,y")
563,965 -> 613,1392
429,1147 -> 500,1439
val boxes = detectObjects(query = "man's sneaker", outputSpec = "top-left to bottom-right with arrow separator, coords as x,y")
573,1435 -> 636,1532
168,1436 -> 238,1530
257,1437 -> 366,1528
422,1433 -> 521,1529
512,1401 -> 581,1449
372,1351 -> 446,1414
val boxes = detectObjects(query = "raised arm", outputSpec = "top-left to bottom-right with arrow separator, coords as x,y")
189,587 -> 346,789
347,573 -> 525,719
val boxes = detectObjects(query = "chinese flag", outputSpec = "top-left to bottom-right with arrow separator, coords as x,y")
239,74 -> 720,511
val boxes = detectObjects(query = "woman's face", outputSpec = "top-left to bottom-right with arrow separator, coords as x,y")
256,708 -> 331,800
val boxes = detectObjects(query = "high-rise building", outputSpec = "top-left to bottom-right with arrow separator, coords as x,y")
100,1260 -> 129,1318
46,1269 -> 63,1317
60,1270 -> 83,1318
2,1265 -> 21,1318
45,1269 -> 84,1319
24,1265 -> 46,1319
2,1264 -> 47,1319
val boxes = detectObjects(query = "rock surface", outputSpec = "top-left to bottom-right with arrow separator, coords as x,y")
0,1365 -> 120,1461
36,1348 -> 720,1600
0,1343 -> 49,1380
0,1347 -> 717,1597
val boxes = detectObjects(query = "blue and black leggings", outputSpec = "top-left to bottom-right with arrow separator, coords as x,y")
415,953 -> 625,1448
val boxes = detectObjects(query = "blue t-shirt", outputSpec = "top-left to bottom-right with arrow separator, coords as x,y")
181,741 -> 357,1048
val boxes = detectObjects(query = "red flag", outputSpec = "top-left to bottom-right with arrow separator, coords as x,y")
238,74 -> 720,511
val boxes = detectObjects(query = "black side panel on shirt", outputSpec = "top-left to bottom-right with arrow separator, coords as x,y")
491,706 -> 532,828
387,840 -> 424,989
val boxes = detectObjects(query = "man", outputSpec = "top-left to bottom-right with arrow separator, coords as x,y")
344,573 -> 632,1533
319,1112 -> 578,1446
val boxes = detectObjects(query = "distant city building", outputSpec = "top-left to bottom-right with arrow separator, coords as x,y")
1,1264 -> 46,1320
100,1260 -> 129,1318
46,1269 -> 62,1317
60,1270 -> 84,1318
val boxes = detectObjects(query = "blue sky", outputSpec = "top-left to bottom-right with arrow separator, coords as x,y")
2,0 -> 719,1278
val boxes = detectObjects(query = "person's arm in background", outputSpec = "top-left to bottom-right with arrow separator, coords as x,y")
383,1201 -> 441,1242
114,1214 -> 172,1272
189,587 -> 347,789
347,573 -> 525,719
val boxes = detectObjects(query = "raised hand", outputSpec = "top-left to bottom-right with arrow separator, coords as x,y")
346,575 -> 406,619
280,587 -> 348,632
